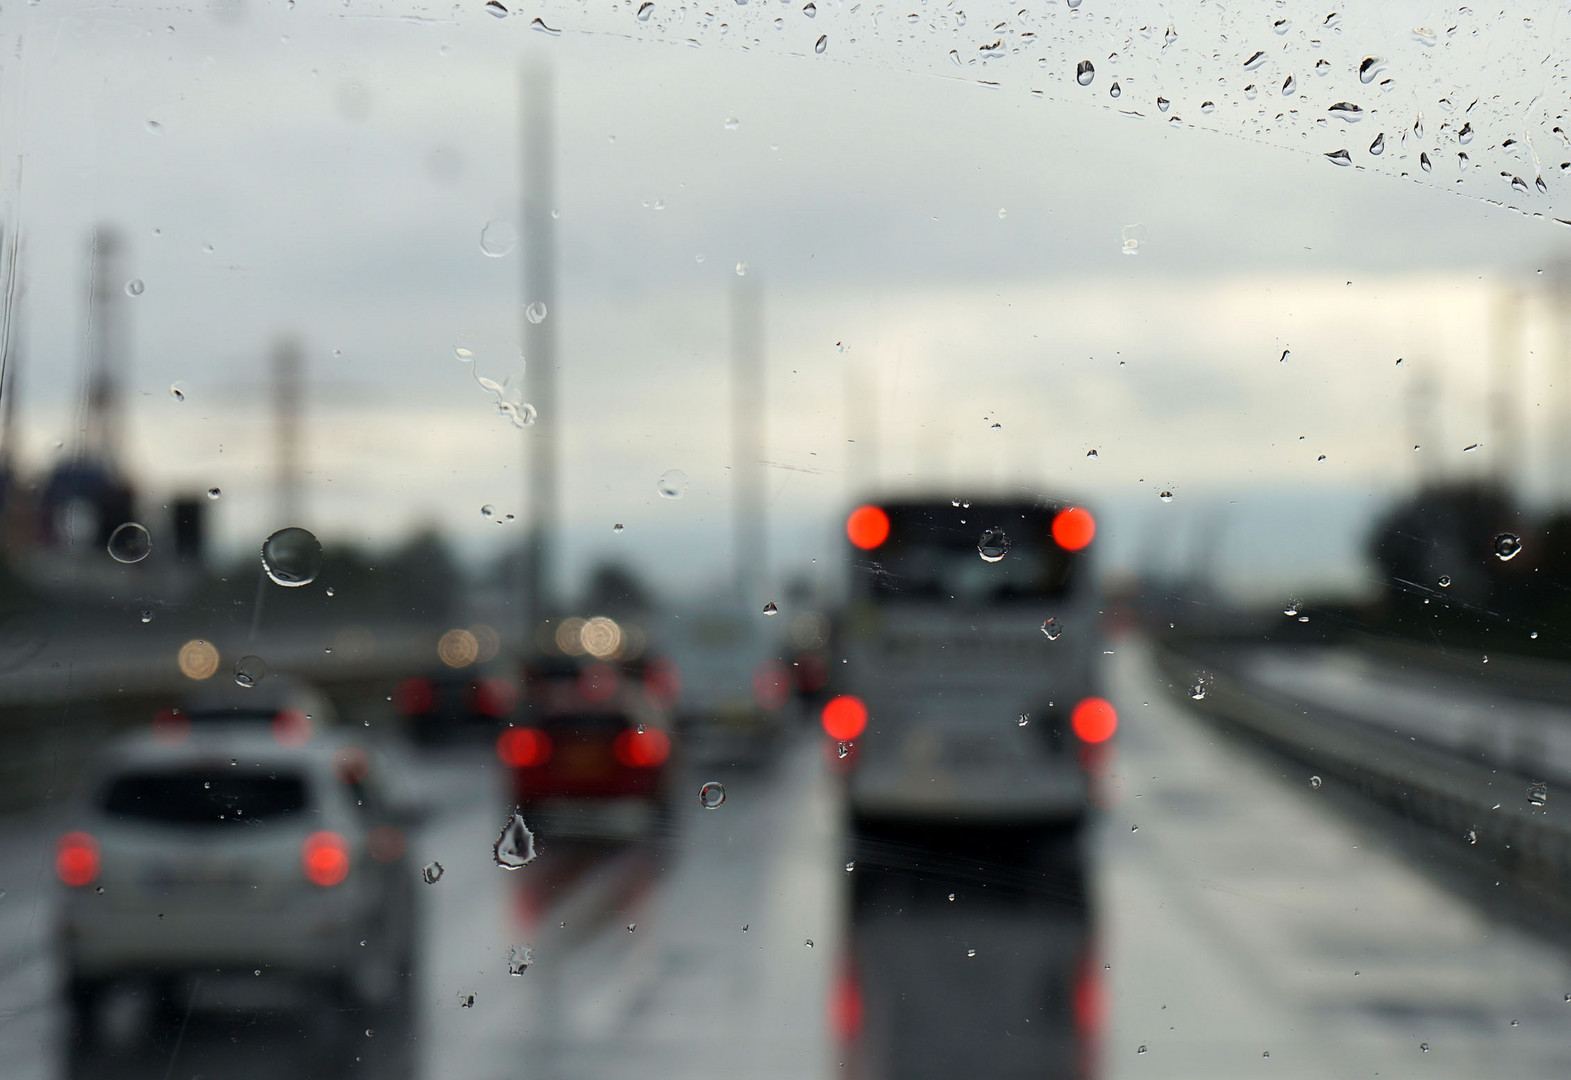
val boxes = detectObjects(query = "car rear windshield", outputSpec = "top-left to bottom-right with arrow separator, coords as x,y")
99,770 -> 310,826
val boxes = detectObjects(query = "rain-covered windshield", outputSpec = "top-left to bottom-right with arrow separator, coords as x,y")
2,2 -> 1570,1079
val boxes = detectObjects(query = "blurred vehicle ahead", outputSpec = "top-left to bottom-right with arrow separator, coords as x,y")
501,648 -> 676,840
55,723 -> 416,1051
836,496 -> 1111,830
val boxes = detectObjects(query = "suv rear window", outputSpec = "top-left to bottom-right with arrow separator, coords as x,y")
100,771 -> 310,825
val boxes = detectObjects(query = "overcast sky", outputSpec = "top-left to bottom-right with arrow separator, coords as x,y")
2,0 -> 1568,604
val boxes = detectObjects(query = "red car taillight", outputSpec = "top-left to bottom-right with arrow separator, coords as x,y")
497,727 -> 553,767
821,695 -> 868,741
613,727 -> 670,768
393,677 -> 436,716
301,830 -> 351,887
56,831 -> 100,887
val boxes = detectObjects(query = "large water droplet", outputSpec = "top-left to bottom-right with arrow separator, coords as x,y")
699,781 -> 726,809
494,811 -> 537,868
1109,81 -> 1121,98
1272,18 -> 1291,34
1041,618 -> 1062,641
107,522 -> 152,564
977,527 -> 1011,562
480,219 -> 517,257
1075,60 -> 1094,86
421,861 -> 444,884
1495,533 -> 1523,561
485,0 -> 508,15
802,1 -> 815,14
1158,490 -> 1175,502
125,279 -> 145,296
1309,775 -> 1323,789
1156,96 -> 1170,113
1189,677 -> 1208,700
262,527 -> 323,587
1325,149 -> 1352,166
763,601 -> 779,615
1243,50 -> 1265,70
1528,781 -> 1549,807
636,1 -> 653,19
507,943 -> 534,974
169,383 -> 186,402
1438,574 -> 1451,587
1358,56 -> 1385,84
457,990 -> 476,1008
530,16 -> 560,34
206,487 -> 221,501
1420,152 -> 1433,172
657,468 -> 688,498
1369,132 -> 1385,155
1328,102 -> 1365,122
233,654 -> 267,689
735,261 -> 749,277
525,300 -> 548,324
814,33 -> 827,53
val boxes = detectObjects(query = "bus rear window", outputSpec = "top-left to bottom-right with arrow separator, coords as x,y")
100,771 -> 310,826
855,502 -> 1079,602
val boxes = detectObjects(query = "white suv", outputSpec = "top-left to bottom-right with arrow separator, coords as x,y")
54,723 -> 416,1048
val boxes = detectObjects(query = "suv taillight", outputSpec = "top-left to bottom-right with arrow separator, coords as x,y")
301,830 -> 350,886
56,831 -> 100,887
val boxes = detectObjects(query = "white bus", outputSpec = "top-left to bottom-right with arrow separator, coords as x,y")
829,496 -> 1113,829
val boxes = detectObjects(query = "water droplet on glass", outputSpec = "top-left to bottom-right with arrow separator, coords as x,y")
1358,56 -> 1385,84
125,279 -> 144,296
507,943 -> 534,974
1243,50 -> 1265,70
814,33 -> 827,54
1328,102 -> 1365,122
805,939 -> 814,948
1041,618 -> 1063,641
1272,17 -> 1291,34
482,504 -> 495,518
657,468 -> 688,498
1158,490 -> 1175,502
1495,533 -> 1522,561
422,861 -> 444,884
530,16 -> 560,34
1528,781 -> 1549,807
1018,714 -> 1030,727
525,300 -> 548,324
233,654 -> 267,688
699,781 -> 726,809
1281,75 -> 1296,96
1438,575 -> 1451,588
1156,96 -> 1170,113
1189,677 -> 1208,700
1310,775 -> 1322,789
139,609 -> 153,623
613,523 -> 624,534
735,261 -> 749,277
627,923 -> 636,933
723,116 -> 740,132
763,601 -> 779,615
480,219 -> 517,257
845,860 -> 855,872
1465,828 -> 1478,844
836,741 -> 852,758
455,346 -> 474,363
107,522 -> 152,564
636,1 -> 653,19
1412,27 -> 1437,45
262,527 -> 323,587
1420,1042 -> 1430,1052
1369,132 -> 1385,155
1109,81 -> 1121,98
802,1 -> 815,13
494,811 -> 538,868
977,527 -> 1011,563
1075,60 -> 1094,86
1137,1045 -> 1148,1055
457,990 -> 476,1008
1283,599 -> 1301,617
485,0 -> 508,15
1325,149 -> 1352,166
1420,152 -> 1432,172
169,383 -> 185,402
1200,101 -> 1215,114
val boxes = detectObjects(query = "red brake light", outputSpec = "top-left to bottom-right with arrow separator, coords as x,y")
821,695 -> 868,741
613,727 -> 670,768
302,830 -> 351,887
497,727 -> 553,768
56,831 -> 100,887
846,505 -> 890,550
472,677 -> 517,718
830,956 -> 865,1042
1052,507 -> 1096,551
393,677 -> 436,716
1071,697 -> 1117,743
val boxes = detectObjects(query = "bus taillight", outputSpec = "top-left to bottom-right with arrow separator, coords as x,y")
1070,697 -> 1117,743
1052,507 -> 1096,551
846,505 -> 890,550
822,695 -> 868,741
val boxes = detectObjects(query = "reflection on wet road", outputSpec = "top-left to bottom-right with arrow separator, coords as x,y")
4,638 -> 1571,1078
